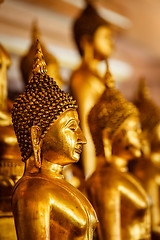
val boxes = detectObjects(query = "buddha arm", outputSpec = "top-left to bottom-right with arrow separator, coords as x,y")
147,179 -> 160,231
119,176 -> 148,209
119,177 -> 151,235
12,194 -> 50,240
12,181 -> 89,240
87,184 -> 121,240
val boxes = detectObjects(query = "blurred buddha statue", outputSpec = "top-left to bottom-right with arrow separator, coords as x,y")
20,21 -> 62,88
70,1 -> 113,177
86,68 -> 151,240
130,79 -> 160,239
0,44 -> 11,112
12,40 -> 97,240
0,44 -> 23,239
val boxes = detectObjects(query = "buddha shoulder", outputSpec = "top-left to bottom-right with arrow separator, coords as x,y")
87,165 -> 121,188
71,64 -> 102,86
87,166 -> 147,196
12,176 -> 97,230
132,158 -> 157,180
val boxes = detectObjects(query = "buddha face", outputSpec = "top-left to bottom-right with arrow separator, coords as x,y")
111,116 -> 142,160
93,25 -> 113,60
140,131 -> 151,158
148,123 -> 160,166
42,110 -> 86,165
150,123 -> 160,153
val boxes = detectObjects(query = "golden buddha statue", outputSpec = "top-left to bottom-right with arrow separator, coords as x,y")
0,44 -> 23,191
12,40 -> 97,240
20,21 -> 62,87
70,1 -> 113,177
0,44 -> 23,240
0,44 -> 11,112
86,69 -> 151,239
130,80 -> 160,239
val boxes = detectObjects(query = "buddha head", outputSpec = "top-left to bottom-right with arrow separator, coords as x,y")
12,40 -> 86,168
134,79 -> 160,156
88,68 -> 141,162
20,21 -> 62,87
73,1 -> 113,60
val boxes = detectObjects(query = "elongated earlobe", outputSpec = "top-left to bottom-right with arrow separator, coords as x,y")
102,128 -> 112,162
31,125 -> 42,168
80,35 -> 93,62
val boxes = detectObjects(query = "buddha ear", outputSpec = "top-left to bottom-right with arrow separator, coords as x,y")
31,125 -> 42,168
80,34 -> 93,61
102,128 -> 112,161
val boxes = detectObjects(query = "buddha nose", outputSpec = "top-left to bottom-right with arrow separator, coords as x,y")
77,128 -> 87,145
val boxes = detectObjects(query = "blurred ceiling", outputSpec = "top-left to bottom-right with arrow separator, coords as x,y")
0,0 -> 160,57
1,0 -> 160,102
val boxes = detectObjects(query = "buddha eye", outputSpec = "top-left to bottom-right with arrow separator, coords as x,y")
70,127 -> 76,131
68,124 -> 77,131
66,120 -> 79,131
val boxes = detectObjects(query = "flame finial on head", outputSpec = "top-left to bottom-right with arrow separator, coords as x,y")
32,20 -> 40,43
104,61 -> 115,88
32,39 -> 47,75
134,78 -> 160,131
136,78 -> 149,100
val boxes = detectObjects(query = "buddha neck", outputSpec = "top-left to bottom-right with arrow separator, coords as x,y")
96,154 -> 128,172
112,155 -> 128,172
41,158 -> 64,179
25,156 -> 64,179
82,57 -> 105,78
